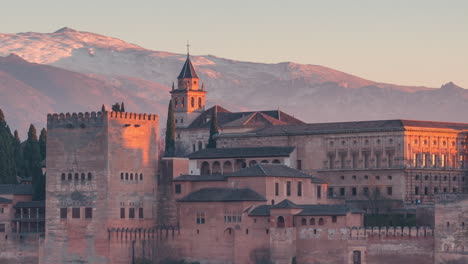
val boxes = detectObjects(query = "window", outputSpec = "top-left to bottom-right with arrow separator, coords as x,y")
387,187 -> 393,196
286,181 -> 291,196
198,97 -> 202,108
424,187 -> 429,195
318,218 -> 324,225
139,208 -> 144,219
0,208 -> 3,214
68,173 -> 72,180
88,173 -> 92,180
129,208 -> 135,219
328,154 -> 335,169
301,218 -> 307,226
275,182 -> 279,196
340,187 -> 345,196
125,173 -> 129,180
81,173 -> 85,180
353,251 -> 361,264
140,173 -> 143,181
297,160 -> 302,170
0,224 -> 5,233
60,208 -> 67,219
74,173 -> 79,180
328,187 -> 334,197
332,216 -> 337,223
191,97 -> 195,108
120,208 -> 125,219
174,98 -> 178,107
277,216 -> 285,228
175,184 -> 181,194
196,212 -> 206,224
434,187 -> 438,193
317,185 -> 322,198
297,182 -> 302,196
120,173 -> 124,180
72,208 -> 80,219
310,218 -> 315,225
130,173 -> 133,180
85,208 -> 93,219
61,173 -> 66,180
352,187 -> 357,196
415,187 -> 419,195
363,187 -> 369,196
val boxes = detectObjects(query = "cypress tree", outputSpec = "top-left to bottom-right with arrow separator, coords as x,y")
23,124 -> 44,200
101,104 -> 106,112
39,128 -> 47,161
0,109 -> 16,184
13,130 -> 24,179
120,102 -> 125,112
207,108 -> 219,148
112,103 -> 121,112
164,100 -> 175,157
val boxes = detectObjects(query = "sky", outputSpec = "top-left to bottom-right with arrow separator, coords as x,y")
1,0 -> 467,88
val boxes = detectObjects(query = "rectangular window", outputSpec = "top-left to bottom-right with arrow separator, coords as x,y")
340,187 -> 345,196
424,187 -> 428,195
129,208 -> 135,219
376,152 -> 382,168
363,152 -> 369,168
297,160 -> 302,170
317,185 -> 322,198
415,186 -> 419,195
352,153 -> 358,169
175,184 -> 181,194
0,208 -> 4,214
120,208 -> 125,219
363,187 -> 369,196
332,216 -> 337,223
275,182 -> 279,196
352,187 -> 357,196
353,250 -> 361,264
329,154 -> 335,169
72,208 -> 80,219
85,208 -> 93,219
0,224 -> 5,233
387,151 -> 394,168
340,153 -> 346,169
387,187 -> 393,196
297,182 -> 302,197
441,154 -> 447,168
60,208 -> 67,219
328,187 -> 334,197
422,153 -> 427,168
139,208 -> 144,219
286,181 -> 291,196
196,212 -> 205,224
432,154 -> 437,167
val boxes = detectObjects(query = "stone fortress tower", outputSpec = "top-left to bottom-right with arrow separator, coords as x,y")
41,111 -> 159,264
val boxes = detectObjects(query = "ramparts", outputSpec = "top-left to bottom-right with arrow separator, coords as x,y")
47,111 -> 158,129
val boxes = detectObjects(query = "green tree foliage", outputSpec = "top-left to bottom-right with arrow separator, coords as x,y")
0,109 -> 16,184
23,124 -> 45,200
207,109 -> 219,148
112,102 -> 121,112
165,100 -> 175,157
13,130 -> 24,178
39,128 -> 47,161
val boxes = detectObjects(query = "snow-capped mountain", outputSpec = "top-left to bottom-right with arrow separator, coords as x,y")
0,27 -> 467,135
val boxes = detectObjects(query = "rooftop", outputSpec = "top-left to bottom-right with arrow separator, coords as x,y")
226,164 -> 325,183
0,197 -> 12,204
177,56 -> 199,79
0,184 -> 34,195
173,174 -> 227,182
178,187 -> 267,202
248,200 -> 363,217
187,146 -> 295,159
14,201 -> 45,208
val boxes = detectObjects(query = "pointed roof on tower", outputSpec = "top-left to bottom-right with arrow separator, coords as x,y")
178,55 -> 199,79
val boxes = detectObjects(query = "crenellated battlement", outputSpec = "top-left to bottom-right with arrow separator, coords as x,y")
47,111 -> 158,129
296,226 -> 434,240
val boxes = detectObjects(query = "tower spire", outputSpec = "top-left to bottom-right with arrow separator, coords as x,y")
186,40 -> 190,57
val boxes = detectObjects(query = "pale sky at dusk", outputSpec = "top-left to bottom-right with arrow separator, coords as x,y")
1,0 -> 467,88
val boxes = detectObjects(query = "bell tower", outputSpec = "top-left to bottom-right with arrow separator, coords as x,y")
170,45 -> 206,128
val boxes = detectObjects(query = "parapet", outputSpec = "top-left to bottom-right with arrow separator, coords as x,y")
107,225 -> 179,241
108,111 -> 158,122
47,111 -> 105,129
297,226 -> 433,240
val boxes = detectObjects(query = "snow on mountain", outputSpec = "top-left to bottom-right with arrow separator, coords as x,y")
0,27 -> 467,134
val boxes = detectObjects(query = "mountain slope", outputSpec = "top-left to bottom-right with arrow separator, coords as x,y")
0,28 -> 467,134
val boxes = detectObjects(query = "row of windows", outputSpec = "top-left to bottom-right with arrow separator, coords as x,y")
173,97 -> 203,109
414,175 -> 464,182
411,153 -> 458,168
414,186 -> 462,195
330,138 -> 393,146
340,175 -> 393,181
329,186 -> 393,197
328,151 -> 395,169
411,139 -> 455,146
60,207 -> 93,219
224,212 -> 242,223
299,216 -> 336,226
61,172 -> 93,181
120,172 -> 143,181
120,208 -> 144,219
274,181 -> 303,197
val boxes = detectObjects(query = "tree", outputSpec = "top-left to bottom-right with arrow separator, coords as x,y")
39,128 -> 47,161
23,124 -> 44,200
101,104 -> 106,112
112,102 -> 121,112
121,102 -> 125,112
13,130 -> 24,178
0,108 -> 16,184
207,109 -> 219,148
165,100 -> 176,157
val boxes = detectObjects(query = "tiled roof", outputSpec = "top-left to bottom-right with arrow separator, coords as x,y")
219,119 -> 468,138
186,105 -> 304,130
178,188 -> 267,202
177,56 -> 199,79
187,146 -> 295,159
272,199 -> 300,209
226,164 -> 325,183
173,174 -> 227,182
295,204 -> 350,216
0,197 -> 12,204
14,201 -> 45,208
0,184 -> 34,195
248,205 -> 271,216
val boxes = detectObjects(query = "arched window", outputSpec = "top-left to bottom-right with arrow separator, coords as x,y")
212,161 -> 221,174
81,173 -> 85,180
74,173 -> 79,180
249,160 -> 257,167
198,141 -> 203,150
61,173 -> 66,181
191,97 -> 195,108
310,218 -> 315,225
201,162 -> 211,175
223,161 -> 233,174
68,173 -> 72,180
140,173 -> 143,181
87,173 -> 92,180
174,98 -> 178,108
318,218 -> 324,225
198,97 -> 202,108
261,160 -> 269,164
130,173 -> 133,180
301,218 -> 307,226
277,216 -> 285,228
125,173 -> 129,180
272,159 -> 281,164
181,97 -> 185,107
235,160 -> 247,171
120,173 -> 124,180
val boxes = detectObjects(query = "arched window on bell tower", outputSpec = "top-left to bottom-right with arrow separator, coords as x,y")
181,97 -> 185,108
198,97 -> 202,108
191,97 -> 195,108
175,98 -> 178,108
